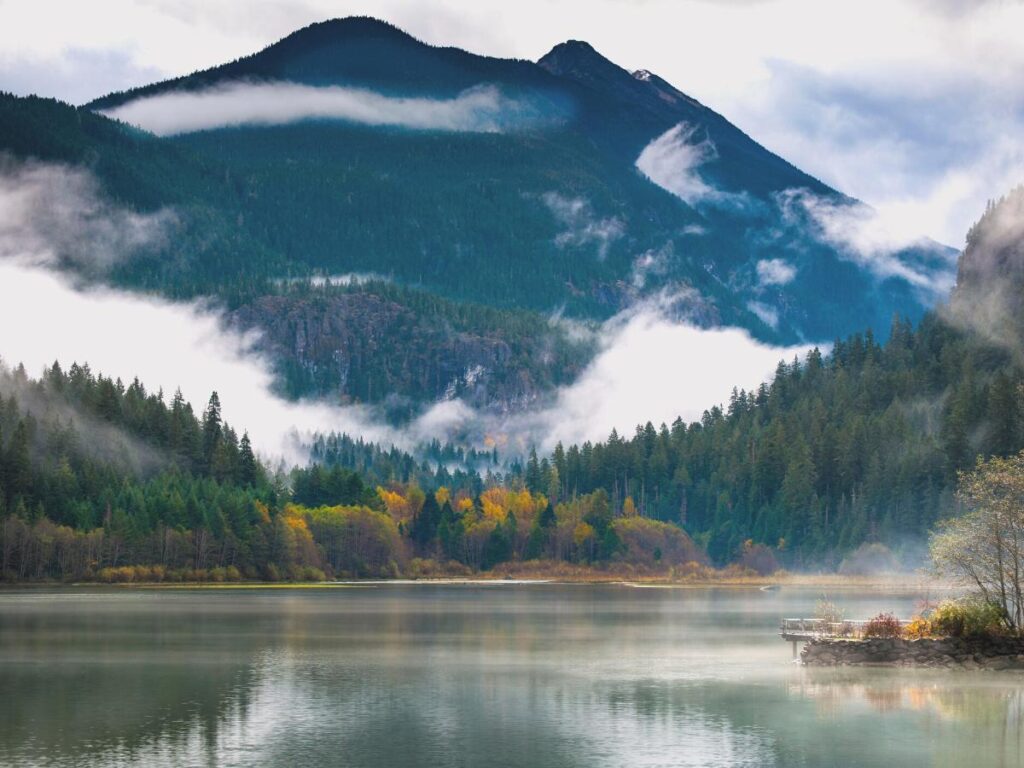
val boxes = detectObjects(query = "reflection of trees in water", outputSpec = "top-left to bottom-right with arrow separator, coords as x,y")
791,668 -> 1024,722
788,669 -> 1024,767
0,599 -> 264,767
8,588 -> 1023,768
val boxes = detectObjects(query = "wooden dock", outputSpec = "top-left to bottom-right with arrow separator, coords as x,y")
780,618 -> 871,657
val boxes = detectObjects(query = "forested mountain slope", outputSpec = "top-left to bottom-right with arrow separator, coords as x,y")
87,17 -> 952,344
535,189 -> 1024,565
1,18 -> 956,415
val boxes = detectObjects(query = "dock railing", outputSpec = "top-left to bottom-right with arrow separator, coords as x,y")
780,618 -> 871,641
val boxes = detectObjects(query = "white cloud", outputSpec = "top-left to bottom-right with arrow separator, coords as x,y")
0,251 -> 810,462
522,295 -> 813,449
635,122 -> 720,206
99,82 -> 546,136
0,262 -> 391,462
777,188 -> 957,297
746,301 -> 779,330
631,243 -> 673,289
0,157 -> 175,271
755,258 -> 796,287
542,192 -> 625,260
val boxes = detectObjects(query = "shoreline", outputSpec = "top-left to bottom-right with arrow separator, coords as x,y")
0,572 -> 949,591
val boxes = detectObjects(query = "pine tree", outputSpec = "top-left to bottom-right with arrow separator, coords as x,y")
201,392 -> 223,475
239,432 -> 259,487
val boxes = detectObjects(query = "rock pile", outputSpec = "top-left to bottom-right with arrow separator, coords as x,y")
801,637 -> 1024,669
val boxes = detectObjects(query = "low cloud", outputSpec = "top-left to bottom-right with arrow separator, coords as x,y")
0,261 -> 413,462
0,156 -> 175,272
777,187 -> 957,298
631,243 -> 673,289
99,81 -> 551,136
542,192 -> 625,260
274,272 -> 391,288
746,301 -> 780,330
512,293 -> 814,450
635,122 -> 744,208
755,258 -> 797,287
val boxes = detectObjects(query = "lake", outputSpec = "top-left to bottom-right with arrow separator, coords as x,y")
1,583 -> 1022,767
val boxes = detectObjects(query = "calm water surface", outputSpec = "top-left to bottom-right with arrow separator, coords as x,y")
1,584 -> 1022,767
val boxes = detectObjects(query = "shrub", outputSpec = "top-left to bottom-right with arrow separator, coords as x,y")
815,597 -> 845,626
903,616 -> 932,639
929,599 -> 1005,638
863,612 -> 902,638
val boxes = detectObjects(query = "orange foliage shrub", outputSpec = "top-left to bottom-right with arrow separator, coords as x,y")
903,616 -> 932,639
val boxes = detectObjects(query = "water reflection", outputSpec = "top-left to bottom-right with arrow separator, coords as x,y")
1,585 -> 1022,767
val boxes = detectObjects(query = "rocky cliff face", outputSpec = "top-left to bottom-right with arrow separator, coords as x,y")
230,290 -> 592,409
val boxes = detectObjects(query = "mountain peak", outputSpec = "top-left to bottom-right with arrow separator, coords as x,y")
537,40 -> 625,78
267,16 -> 421,53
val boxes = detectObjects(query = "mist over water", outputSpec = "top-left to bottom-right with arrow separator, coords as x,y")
1,584 -> 1021,768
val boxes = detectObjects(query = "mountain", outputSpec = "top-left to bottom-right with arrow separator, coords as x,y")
86,18 -> 952,338
1,17 -> 956,412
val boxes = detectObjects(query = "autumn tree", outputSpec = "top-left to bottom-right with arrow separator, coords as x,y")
931,451 -> 1024,630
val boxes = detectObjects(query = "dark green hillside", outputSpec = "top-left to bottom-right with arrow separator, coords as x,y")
0,91 -> 290,297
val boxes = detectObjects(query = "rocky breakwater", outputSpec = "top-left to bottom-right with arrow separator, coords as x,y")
801,637 -> 1024,670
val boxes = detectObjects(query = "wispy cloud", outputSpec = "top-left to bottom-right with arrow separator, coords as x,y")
755,258 -> 796,287
746,301 -> 779,330
635,122 -> 721,206
99,81 -> 551,136
776,187 -> 957,298
0,156 -> 175,272
630,243 -> 673,289
541,192 -> 625,260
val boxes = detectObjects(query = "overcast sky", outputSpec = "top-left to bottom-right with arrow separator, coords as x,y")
3,0 -> 1024,246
